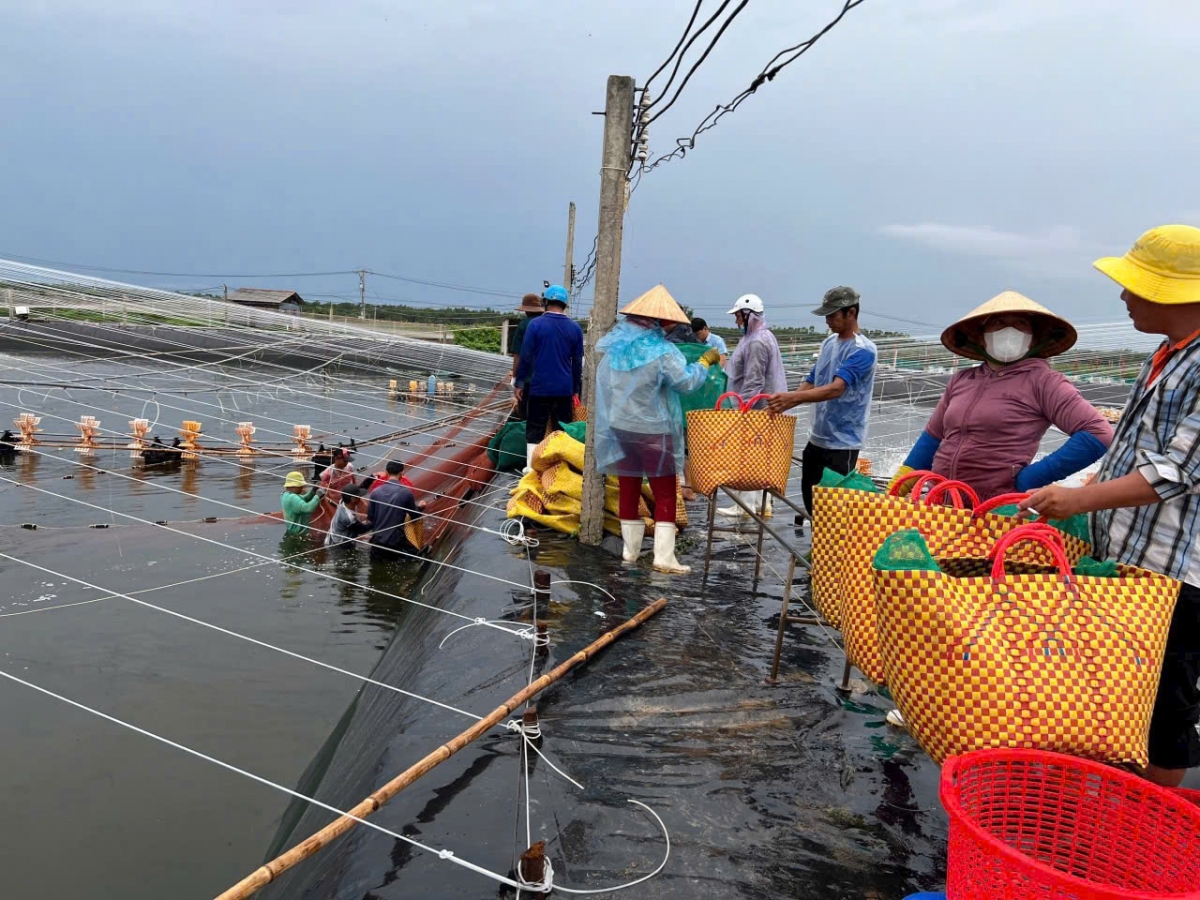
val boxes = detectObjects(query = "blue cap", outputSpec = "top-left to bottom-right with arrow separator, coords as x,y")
542,285 -> 569,305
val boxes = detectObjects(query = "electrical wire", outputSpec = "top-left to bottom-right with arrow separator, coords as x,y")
639,0 -> 868,176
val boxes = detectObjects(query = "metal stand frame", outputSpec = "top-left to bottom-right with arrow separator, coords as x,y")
701,485 -> 853,690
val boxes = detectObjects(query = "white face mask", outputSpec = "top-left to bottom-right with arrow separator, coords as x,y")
984,327 -> 1032,363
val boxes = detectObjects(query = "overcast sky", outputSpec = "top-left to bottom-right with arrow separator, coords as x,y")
1,0 -> 1197,330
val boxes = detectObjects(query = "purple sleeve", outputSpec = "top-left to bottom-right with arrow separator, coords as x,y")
1037,370 -> 1115,446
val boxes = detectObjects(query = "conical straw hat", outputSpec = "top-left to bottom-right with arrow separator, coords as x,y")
619,284 -> 690,325
941,291 -> 1078,362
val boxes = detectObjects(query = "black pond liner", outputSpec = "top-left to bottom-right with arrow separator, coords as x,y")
257,495 -> 949,900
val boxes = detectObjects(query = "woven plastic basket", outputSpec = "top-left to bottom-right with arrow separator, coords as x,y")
941,749 -> 1200,899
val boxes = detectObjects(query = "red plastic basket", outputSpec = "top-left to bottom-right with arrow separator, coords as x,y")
1179,788 -> 1200,809
941,750 -> 1200,899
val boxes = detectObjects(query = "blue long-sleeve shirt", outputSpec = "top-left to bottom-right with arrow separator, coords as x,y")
514,312 -> 584,398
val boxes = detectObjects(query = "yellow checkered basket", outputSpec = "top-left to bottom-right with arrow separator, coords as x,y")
686,392 -> 796,496
835,479 -> 1091,684
873,523 -> 1179,766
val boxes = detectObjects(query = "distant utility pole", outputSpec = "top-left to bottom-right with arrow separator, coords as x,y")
358,269 -> 367,320
579,75 -> 635,546
563,201 -> 576,293
223,284 -> 228,301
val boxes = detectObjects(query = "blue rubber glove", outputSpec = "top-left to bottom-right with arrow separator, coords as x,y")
1015,431 -> 1108,492
902,430 -> 942,471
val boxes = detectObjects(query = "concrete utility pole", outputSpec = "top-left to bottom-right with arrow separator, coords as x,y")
579,75 -> 635,546
358,269 -> 367,320
563,201 -> 576,293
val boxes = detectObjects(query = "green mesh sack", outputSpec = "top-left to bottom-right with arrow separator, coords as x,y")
558,420 -> 587,442
818,467 -> 879,493
487,421 -> 528,472
1073,556 -> 1119,578
1048,513 -> 1090,545
989,504 -> 1021,518
873,529 -> 942,572
676,342 -> 729,419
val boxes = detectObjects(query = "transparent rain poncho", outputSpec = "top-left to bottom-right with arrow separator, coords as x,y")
724,311 -> 787,407
594,319 -> 709,477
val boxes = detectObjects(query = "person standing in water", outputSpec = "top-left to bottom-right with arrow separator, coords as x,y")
281,470 -> 324,536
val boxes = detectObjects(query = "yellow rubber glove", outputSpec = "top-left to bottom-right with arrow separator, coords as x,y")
887,465 -> 915,497
699,347 -> 721,367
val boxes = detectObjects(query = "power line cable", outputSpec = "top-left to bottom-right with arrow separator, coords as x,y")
640,0 -> 708,96
643,0 -> 750,128
640,0 -> 867,175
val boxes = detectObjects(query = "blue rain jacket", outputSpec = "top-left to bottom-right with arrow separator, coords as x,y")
594,320 -> 709,476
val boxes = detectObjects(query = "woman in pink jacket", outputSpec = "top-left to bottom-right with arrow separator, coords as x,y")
892,292 -> 1113,500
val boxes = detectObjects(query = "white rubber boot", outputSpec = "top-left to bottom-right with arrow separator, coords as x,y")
717,491 -> 752,517
620,519 -> 645,564
652,522 -> 691,574
523,443 -> 538,475
761,493 -> 774,519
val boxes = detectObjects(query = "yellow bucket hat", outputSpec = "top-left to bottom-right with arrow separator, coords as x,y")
1094,224 -> 1200,305
284,471 -> 307,488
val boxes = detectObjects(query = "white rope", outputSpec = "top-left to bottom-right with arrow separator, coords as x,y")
0,447 -> 532,593
0,473 -> 530,630
0,667 -> 550,894
0,550 -> 490,721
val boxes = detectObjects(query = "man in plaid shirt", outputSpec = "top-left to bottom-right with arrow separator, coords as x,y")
1023,224 -> 1200,787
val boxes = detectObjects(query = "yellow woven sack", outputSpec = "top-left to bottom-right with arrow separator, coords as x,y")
872,524 -> 1179,767
544,492 -> 582,515
505,494 -> 580,535
835,478 -> 1090,685
686,392 -> 796,495
541,461 -> 584,499
509,471 -> 548,513
532,430 -> 584,473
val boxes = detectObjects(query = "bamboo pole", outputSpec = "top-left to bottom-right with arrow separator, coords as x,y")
216,597 -> 668,900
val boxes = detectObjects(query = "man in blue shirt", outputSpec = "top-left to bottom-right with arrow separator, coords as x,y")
768,286 -> 877,516
691,317 -> 728,359
514,285 -> 585,472
366,460 -> 422,559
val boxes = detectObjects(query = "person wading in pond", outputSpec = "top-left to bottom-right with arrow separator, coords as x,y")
509,292 -> 544,422
325,483 -> 370,547
720,292 -> 787,518
889,292 -> 1113,501
281,470 -> 324,536
768,287 -> 877,521
366,460 -> 423,560
318,448 -> 357,508
1020,224 -> 1200,788
514,284 -> 584,473
593,284 -> 718,574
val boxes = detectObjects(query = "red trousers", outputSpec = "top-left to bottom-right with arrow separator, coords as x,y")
617,475 -> 676,523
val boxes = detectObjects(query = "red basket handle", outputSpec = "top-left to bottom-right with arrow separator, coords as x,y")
988,524 -> 1073,581
887,469 -> 939,497
922,480 -> 981,509
908,472 -> 946,501
742,393 -> 774,410
973,492 -> 1032,517
714,391 -> 748,411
